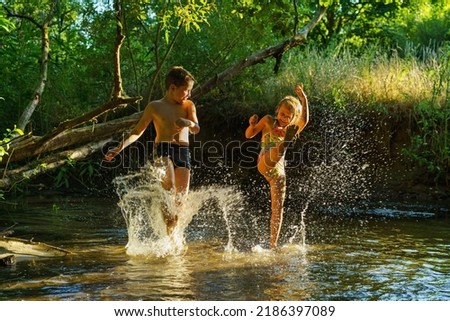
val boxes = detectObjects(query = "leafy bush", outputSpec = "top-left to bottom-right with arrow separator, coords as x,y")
0,126 -> 24,162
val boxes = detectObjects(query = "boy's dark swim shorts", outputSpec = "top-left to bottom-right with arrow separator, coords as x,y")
154,142 -> 191,170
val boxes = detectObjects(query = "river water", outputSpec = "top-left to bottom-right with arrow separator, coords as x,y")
1,178 -> 449,301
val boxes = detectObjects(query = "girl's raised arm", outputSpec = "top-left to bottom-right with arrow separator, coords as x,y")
294,84 -> 309,135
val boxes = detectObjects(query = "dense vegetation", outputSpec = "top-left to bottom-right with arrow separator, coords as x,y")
0,0 -> 449,196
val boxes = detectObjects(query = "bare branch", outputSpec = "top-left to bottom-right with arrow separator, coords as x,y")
191,6 -> 327,99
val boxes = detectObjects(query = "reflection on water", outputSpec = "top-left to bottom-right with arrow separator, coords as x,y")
0,192 -> 449,300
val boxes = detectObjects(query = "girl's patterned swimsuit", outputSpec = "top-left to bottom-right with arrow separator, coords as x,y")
258,120 -> 286,179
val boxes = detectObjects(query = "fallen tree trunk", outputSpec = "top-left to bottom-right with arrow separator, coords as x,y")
32,96 -> 142,153
2,111 -> 141,164
0,138 -> 112,190
0,111 -> 142,190
0,236 -> 72,257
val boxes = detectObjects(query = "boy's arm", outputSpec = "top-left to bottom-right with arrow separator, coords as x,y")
294,84 -> 309,135
187,102 -> 200,134
245,115 -> 269,139
104,104 -> 153,160
175,101 -> 200,134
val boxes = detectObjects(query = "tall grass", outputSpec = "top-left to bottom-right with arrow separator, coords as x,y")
263,45 -> 446,112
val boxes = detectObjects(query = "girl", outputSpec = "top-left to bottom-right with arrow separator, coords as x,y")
245,84 -> 309,249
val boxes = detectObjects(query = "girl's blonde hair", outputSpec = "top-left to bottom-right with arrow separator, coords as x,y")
275,95 -> 302,124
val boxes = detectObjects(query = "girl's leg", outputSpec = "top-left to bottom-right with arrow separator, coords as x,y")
269,176 -> 286,249
257,157 -> 287,248
257,124 -> 297,248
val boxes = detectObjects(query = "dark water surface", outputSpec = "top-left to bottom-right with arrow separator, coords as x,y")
1,193 -> 449,301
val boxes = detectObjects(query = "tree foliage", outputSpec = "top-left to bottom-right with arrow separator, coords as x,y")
0,0 -> 448,190
1,0 -> 447,132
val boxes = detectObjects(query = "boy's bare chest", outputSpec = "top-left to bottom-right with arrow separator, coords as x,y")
153,104 -> 187,122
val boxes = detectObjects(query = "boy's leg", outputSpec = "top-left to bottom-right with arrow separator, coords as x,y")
174,167 -> 190,215
159,157 -> 175,191
174,167 -> 190,196
160,168 -> 190,235
172,145 -> 191,210
156,157 -> 178,234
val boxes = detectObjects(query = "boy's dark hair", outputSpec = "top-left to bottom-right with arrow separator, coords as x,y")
165,66 -> 195,89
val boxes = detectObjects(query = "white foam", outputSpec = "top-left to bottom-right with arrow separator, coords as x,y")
113,163 -> 246,257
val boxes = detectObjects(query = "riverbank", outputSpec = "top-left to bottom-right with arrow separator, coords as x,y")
2,97 -> 448,212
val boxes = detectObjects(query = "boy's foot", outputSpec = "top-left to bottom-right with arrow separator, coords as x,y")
284,124 -> 299,142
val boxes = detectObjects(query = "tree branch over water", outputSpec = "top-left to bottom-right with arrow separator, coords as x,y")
191,6 -> 327,99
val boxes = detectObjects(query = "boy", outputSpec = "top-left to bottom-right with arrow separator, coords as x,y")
104,66 -> 200,235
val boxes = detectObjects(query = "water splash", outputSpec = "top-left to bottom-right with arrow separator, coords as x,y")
112,109 -> 376,256
295,111 -> 373,208
113,163 -> 247,257
281,108 -> 376,244
288,201 -> 309,246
